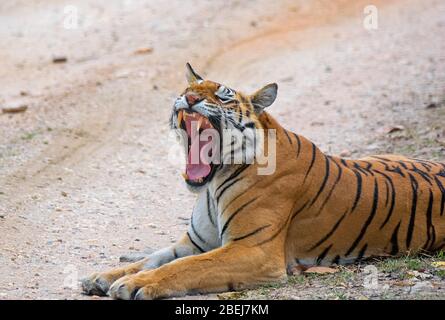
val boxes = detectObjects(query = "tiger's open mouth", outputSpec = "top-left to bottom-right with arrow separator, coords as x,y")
177,110 -> 218,187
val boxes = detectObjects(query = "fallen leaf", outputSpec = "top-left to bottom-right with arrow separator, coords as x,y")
386,125 -> 405,134
288,265 -> 307,275
431,261 -> 445,269
134,47 -> 153,55
304,266 -> 339,274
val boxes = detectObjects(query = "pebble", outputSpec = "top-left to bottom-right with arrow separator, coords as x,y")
2,101 -> 28,114
339,149 -> 352,157
52,56 -> 67,63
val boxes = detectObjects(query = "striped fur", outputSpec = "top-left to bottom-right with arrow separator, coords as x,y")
82,65 -> 445,299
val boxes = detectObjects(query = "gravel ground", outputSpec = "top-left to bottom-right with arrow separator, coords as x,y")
0,0 -> 444,299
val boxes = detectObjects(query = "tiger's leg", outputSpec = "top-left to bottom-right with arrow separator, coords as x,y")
108,243 -> 287,300
81,233 -> 203,296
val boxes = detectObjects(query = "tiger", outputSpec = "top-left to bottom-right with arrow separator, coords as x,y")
81,63 -> 445,300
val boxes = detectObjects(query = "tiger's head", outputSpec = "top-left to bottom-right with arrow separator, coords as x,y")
170,63 -> 278,192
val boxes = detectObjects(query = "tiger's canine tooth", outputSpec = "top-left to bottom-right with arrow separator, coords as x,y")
181,172 -> 189,180
197,117 -> 204,131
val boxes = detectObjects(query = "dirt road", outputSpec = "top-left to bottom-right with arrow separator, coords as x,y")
0,0 -> 444,299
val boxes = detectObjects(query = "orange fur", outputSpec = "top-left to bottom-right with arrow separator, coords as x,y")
82,67 -> 445,299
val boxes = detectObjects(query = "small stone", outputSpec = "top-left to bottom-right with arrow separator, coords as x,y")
134,47 -> 153,55
61,191 -> 68,197
52,56 -> 67,63
2,103 -> 28,114
426,103 -> 438,109
339,149 -> 352,157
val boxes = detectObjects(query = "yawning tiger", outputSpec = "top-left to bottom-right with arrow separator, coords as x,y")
82,63 -> 445,299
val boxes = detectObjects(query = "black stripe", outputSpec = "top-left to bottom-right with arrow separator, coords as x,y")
216,177 -> 243,204
186,232 -> 205,253
406,173 -> 419,248
284,130 -> 293,144
309,211 -> 347,251
309,156 -> 331,207
244,122 -> 255,129
317,160 -> 343,213
362,161 -> 375,176
256,220 -> 288,246
411,164 -> 433,185
191,214 -> 207,245
266,199 -> 312,248
419,162 -> 432,172
291,200 -> 310,221
353,163 -> 369,176
172,248 -> 179,259
220,187 -> 249,216
384,179 -> 390,207
215,165 -> 249,194
434,176 -> 445,216
398,161 -> 408,170
206,190 -> 216,227
220,197 -> 259,238
356,244 -> 368,261
292,133 -> 301,157
237,106 -> 243,125
316,245 -> 333,265
389,221 -> 401,255
303,143 -> 317,183
374,170 -> 396,230
350,170 -> 363,214
340,158 -> 348,167
423,189 -> 434,250
332,255 -> 341,265
386,166 -> 405,178
346,179 -> 379,257
233,224 -> 271,241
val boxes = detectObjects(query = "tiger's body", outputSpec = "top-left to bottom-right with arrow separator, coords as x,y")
82,64 -> 445,299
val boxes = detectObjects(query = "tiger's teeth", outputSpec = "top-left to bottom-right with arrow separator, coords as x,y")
177,110 -> 183,127
181,172 -> 189,180
198,178 -> 203,183
197,117 -> 203,132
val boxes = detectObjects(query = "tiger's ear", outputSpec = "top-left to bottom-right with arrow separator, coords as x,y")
251,83 -> 278,113
186,63 -> 203,84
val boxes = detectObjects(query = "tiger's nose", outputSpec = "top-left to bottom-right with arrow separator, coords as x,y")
185,94 -> 201,107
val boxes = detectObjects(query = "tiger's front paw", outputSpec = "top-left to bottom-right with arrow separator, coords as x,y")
81,273 -> 114,296
108,273 -> 163,300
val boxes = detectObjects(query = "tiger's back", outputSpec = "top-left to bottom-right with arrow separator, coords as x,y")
273,118 -> 445,266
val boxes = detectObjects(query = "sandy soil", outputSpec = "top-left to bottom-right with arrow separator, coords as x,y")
0,0 -> 444,299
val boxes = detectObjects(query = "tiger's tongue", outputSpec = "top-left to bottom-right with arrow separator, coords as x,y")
185,116 -> 212,181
